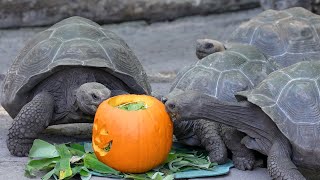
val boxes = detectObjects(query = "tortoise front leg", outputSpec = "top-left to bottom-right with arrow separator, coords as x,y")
221,125 -> 255,170
268,134 -> 305,180
7,92 -> 54,156
194,119 -> 228,164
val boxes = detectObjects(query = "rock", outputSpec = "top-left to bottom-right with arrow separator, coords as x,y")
0,0 -> 260,28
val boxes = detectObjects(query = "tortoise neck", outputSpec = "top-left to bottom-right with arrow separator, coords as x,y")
195,96 -> 277,154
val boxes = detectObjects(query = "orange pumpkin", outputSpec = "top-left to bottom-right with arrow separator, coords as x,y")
92,94 -> 173,173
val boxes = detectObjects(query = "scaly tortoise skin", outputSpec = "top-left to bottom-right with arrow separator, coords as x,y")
169,44 -> 276,170
1,16 -> 151,156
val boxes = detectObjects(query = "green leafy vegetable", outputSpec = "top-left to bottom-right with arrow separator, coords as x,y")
83,153 -> 119,175
55,144 -> 73,179
25,157 -> 59,177
117,101 -> 147,111
29,139 -> 59,158
25,140 -> 219,180
42,169 -> 55,180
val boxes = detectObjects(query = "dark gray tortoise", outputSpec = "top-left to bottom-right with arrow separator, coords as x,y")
197,7 -> 320,68
1,16 -> 151,157
166,61 -> 320,180
167,44 -> 276,170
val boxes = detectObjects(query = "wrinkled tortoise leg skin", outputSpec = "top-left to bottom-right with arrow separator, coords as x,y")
221,125 -> 255,170
7,92 -> 54,156
194,119 -> 228,164
268,135 -> 306,180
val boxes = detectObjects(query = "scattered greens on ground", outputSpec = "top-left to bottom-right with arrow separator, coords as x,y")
25,139 -> 217,180
117,101 -> 147,111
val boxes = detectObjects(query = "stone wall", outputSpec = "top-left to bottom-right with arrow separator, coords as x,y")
0,0 -> 260,28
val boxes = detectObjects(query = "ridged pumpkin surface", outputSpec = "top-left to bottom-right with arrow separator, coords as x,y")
92,94 -> 173,173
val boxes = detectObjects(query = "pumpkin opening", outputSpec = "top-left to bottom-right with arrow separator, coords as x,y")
108,95 -> 155,109
116,101 -> 147,111
104,140 -> 113,152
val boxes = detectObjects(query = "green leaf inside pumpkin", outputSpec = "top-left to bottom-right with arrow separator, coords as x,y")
117,101 -> 147,111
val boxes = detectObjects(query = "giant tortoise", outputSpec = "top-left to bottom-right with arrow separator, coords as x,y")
197,7 -> 320,69
166,61 -> 320,180
1,16 -> 151,156
168,44 -> 276,170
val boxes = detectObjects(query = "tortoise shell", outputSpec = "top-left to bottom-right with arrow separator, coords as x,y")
228,7 -> 320,68
170,44 -> 275,102
238,61 -> 320,153
1,16 -> 151,117
171,44 -> 276,141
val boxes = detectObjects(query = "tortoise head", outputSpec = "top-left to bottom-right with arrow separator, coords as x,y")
165,90 -> 212,121
196,39 -> 226,59
76,82 -> 111,115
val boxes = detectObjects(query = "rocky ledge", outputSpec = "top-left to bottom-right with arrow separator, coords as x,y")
0,0 -> 259,28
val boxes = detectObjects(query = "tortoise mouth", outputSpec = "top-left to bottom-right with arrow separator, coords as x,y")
196,50 -> 209,59
168,112 -> 179,121
78,102 -> 98,115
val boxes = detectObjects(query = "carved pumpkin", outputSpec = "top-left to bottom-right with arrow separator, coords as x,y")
92,94 -> 173,173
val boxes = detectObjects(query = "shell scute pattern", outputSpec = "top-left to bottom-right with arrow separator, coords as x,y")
169,65 -> 194,92
99,39 -> 149,90
244,62 -> 320,150
100,29 -> 131,49
51,24 -> 106,41
227,44 -> 268,61
203,52 -> 247,72
277,18 -> 320,53
251,24 -> 285,56
253,9 -> 291,23
229,7 -> 320,68
216,70 -> 253,101
228,21 -> 262,44
2,30 -> 53,96
2,16 -> 151,117
285,7 -> 315,19
49,16 -> 100,30
19,39 -> 62,78
172,66 -> 219,97
185,67 -> 218,96
172,45 -> 272,102
52,39 -> 112,65
277,80 -> 320,123
240,60 -> 274,85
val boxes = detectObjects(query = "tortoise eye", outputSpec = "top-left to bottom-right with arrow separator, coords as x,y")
91,93 -> 99,100
205,43 -> 213,49
168,103 -> 176,110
